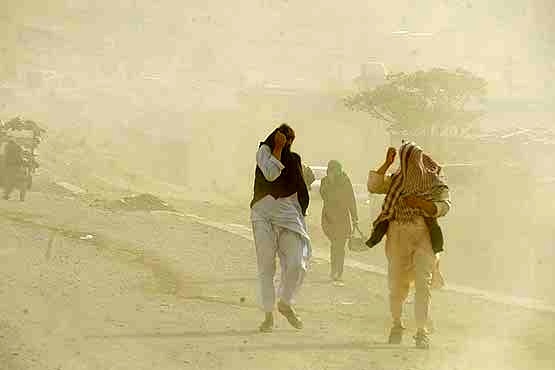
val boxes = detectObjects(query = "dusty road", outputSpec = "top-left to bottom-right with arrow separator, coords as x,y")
1,192 -> 554,370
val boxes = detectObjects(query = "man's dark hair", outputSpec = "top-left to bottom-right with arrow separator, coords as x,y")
277,123 -> 293,135
262,123 -> 294,151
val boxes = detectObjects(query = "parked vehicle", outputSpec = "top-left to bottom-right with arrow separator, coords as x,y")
306,165 -> 327,193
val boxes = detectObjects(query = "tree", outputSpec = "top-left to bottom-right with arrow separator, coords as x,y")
344,68 -> 487,134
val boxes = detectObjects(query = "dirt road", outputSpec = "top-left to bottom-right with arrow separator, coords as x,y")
1,193 -> 553,370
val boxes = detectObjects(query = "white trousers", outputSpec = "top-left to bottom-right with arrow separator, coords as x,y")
252,220 -> 309,312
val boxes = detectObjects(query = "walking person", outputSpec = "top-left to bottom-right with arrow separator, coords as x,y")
320,160 -> 358,286
367,142 -> 451,349
250,124 -> 311,332
2,139 -> 25,201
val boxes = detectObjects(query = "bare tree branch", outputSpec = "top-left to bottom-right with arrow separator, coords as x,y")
369,108 -> 397,125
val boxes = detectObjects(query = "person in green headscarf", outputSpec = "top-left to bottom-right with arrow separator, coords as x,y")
320,160 -> 358,285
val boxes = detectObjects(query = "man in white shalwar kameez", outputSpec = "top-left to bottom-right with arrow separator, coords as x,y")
250,124 -> 311,332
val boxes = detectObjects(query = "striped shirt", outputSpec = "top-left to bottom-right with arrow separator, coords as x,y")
367,171 -> 451,219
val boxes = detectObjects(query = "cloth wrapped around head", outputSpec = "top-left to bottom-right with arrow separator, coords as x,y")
374,141 -> 447,226
326,160 -> 343,177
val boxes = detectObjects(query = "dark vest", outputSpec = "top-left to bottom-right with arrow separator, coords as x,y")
250,144 -> 309,215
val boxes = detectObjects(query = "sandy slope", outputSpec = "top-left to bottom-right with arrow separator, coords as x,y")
0,192 -> 553,370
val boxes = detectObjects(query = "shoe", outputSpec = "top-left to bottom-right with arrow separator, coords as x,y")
258,317 -> 274,333
414,329 -> 430,349
277,301 -> 303,329
332,279 -> 345,287
388,324 -> 405,344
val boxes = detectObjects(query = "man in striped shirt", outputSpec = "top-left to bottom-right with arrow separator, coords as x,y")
367,143 -> 451,349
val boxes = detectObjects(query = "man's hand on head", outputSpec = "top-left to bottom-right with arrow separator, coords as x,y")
274,131 -> 287,149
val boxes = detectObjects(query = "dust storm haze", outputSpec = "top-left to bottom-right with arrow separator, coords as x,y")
0,1 -> 554,370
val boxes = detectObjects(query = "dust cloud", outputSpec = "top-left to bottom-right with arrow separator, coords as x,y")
1,1 -> 554,369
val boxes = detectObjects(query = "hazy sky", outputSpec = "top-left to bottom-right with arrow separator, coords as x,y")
1,0 -> 553,118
